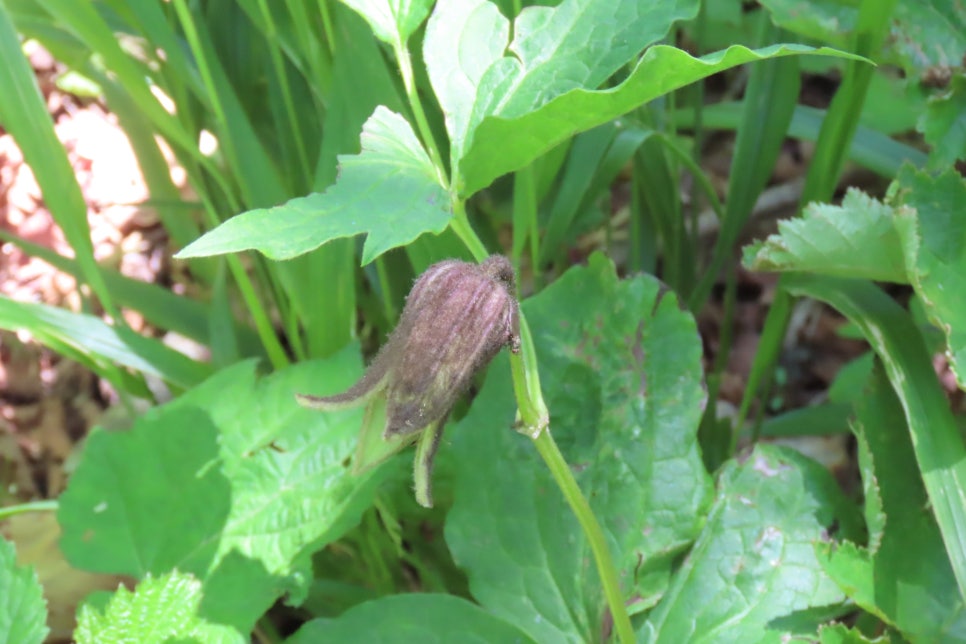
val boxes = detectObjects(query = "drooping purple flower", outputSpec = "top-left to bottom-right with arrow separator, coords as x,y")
297,255 -> 520,506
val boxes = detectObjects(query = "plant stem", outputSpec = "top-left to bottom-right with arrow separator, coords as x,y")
532,430 -> 634,644
511,315 -> 632,644
394,42 -> 446,185
411,38 -> 632,636
449,200 -> 490,262
0,499 -> 58,521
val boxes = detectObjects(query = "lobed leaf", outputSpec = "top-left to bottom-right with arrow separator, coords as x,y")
445,254 -> 712,642
74,571 -> 242,644
175,107 -> 451,265
59,350 -> 389,633
0,537 -> 48,644
289,593 -> 536,642
742,188 -> 909,282
642,445 -> 854,642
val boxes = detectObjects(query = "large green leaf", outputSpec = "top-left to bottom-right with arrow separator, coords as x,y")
0,537 -> 48,644
445,254 -> 713,643
425,0 -> 696,179
289,593 -> 536,642
743,188 -> 908,282
642,445 -> 854,642
894,166 -> 966,390
59,350 -> 388,633
817,365 -> 966,641
175,107 -> 451,265
758,0 -> 965,75
75,571 -> 242,644
454,43 -> 866,196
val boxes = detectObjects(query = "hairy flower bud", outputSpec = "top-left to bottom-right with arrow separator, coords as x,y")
297,255 -> 520,507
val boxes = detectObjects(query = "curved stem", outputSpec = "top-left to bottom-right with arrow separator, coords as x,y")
449,200 -> 489,262
403,29 -> 631,635
511,315 -> 632,643
532,430 -> 634,644
394,42 -> 446,184
0,499 -> 58,521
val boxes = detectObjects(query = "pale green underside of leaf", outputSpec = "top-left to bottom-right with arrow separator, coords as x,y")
75,571 -> 242,644
456,43 -> 868,195
175,107 -> 450,265
59,349 -> 388,633
642,445 -> 850,642
288,593 -> 536,642
0,538 -> 48,644
446,254 -> 712,643
340,0 -> 434,47
743,188 -> 909,281
816,366 -> 966,642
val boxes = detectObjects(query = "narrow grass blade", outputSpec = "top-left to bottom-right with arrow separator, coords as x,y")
0,1 -> 116,317
673,102 -> 929,177
689,17 -> 800,311
0,297 -> 213,392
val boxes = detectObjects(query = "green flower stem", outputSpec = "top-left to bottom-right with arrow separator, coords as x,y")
0,499 -> 58,521
449,200 -> 490,262
419,43 -> 631,635
532,429 -> 634,644
453,218 -> 633,643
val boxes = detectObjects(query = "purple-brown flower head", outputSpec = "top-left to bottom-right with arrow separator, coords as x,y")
297,255 -> 520,507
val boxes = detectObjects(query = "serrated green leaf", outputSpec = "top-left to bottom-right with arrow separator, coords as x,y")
340,0 -> 434,46
784,275 -> 966,601
919,74 -> 966,169
758,0 -> 965,76
454,43 -> 867,195
0,537 -> 48,644
817,365 -> 966,642
175,107 -> 451,265
895,166 -> 966,390
642,445 -> 852,643
289,593 -> 536,642
445,254 -> 712,643
75,571 -> 242,644
742,188 -> 908,282
60,349 -> 388,632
